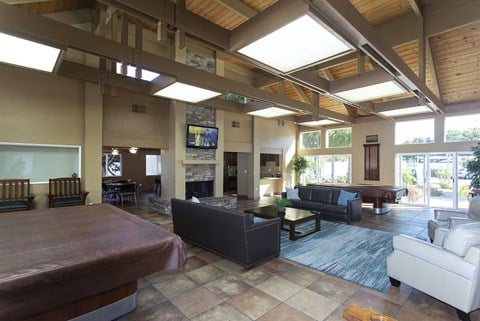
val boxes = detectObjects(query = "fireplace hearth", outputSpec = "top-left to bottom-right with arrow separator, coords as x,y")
186,180 -> 214,199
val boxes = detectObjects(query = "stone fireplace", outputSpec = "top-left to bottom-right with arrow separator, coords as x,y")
185,180 -> 214,199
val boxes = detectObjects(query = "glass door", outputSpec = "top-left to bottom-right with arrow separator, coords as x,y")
399,154 -> 426,205
428,153 -> 454,208
398,152 -> 472,209
457,152 -> 474,209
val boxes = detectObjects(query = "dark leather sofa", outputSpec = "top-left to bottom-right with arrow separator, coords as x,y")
171,198 -> 281,268
286,185 -> 362,224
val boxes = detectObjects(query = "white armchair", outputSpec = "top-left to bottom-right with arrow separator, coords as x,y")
387,223 -> 480,321
428,197 -> 480,241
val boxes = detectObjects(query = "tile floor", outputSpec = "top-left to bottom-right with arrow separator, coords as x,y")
113,194 -> 477,321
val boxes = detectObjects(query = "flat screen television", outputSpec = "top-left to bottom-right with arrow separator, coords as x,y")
186,124 -> 218,149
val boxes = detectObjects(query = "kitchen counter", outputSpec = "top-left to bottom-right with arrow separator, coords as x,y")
260,177 -> 283,196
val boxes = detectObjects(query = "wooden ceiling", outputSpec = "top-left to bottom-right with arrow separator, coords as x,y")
3,0 -> 480,121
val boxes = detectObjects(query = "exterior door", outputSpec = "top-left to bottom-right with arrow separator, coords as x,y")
428,153 -> 454,208
399,154 -> 426,205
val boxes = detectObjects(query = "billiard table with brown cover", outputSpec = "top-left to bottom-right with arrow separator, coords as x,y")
0,203 -> 186,321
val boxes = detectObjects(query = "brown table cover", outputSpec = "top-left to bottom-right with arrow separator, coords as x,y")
0,203 -> 186,321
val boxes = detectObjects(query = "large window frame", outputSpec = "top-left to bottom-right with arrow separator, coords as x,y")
300,130 -> 321,149
444,114 -> 480,143
326,127 -> 352,148
395,119 -> 434,145
304,154 -> 352,184
146,155 -> 161,176
0,142 -> 81,183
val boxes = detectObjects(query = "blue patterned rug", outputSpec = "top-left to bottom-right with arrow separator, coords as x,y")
280,220 -> 393,293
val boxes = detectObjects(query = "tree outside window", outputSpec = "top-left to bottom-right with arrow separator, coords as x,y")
326,127 -> 352,148
300,130 -> 321,149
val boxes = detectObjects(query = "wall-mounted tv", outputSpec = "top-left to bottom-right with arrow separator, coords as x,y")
186,124 -> 218,149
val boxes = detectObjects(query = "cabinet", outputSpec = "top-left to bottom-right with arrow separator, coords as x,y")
260,154 -> 279,166
364,144 -> 380,180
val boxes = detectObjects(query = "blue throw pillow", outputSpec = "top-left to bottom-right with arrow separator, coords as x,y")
286,187 -> 300,200
337,190 -> 357,206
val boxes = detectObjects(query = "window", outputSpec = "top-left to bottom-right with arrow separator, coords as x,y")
146,155 -> 161,176
326,127 -> 351,148
445,114 -> 480,142
395,119 -> 434,145
102,153 -> 121,177
304,154 -> 351,184
0,143 -> 80,183
300,130 -> 321,149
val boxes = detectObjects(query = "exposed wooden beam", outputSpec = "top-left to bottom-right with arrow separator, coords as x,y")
426,41 -> 441,97
0,3 -> 352,122
291,83 -> 310,104
214,0 -> 257,19
322,69 -> 334,81
313,0 -> 444,113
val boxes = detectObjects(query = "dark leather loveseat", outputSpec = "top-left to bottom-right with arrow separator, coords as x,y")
171,198 -> 280,268
286,185 -> 362,224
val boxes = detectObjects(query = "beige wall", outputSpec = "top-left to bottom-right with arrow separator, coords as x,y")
103,90 -> 170,149
0,64 -> 86,208
224,112 -> 253,153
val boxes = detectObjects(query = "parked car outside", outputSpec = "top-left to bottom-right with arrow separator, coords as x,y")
458,168 -> 472,179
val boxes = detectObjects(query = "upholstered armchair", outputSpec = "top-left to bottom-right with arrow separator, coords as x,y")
387,223 -> 480,321
427,197 -> 480,241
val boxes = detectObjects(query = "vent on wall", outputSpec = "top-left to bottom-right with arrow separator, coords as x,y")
132,104 -> 146,113
232,121 -> 240,128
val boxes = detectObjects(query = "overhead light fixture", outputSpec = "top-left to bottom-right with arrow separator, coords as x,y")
153,81 -> 222,103
330,69 -> 407,103
378,105 -> 432,117
374,97 -> 433,117
111,148 -> 119,155
230,0 -> 354,73
247,107 -> 296,118
0,32 -> 61,72
298,119 -> 338,127
334,81 -> 406,103
115,62 -> 160,82
128,147 -> 139,154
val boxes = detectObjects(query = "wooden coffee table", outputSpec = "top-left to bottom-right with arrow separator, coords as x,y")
245,206 -> 321,240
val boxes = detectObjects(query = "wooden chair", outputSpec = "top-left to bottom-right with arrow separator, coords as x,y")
0,179 -> 35,212
48,177 -> 89,208
117,182 -> 139,207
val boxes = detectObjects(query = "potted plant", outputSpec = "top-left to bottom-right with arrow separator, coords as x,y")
273,197 -> 291,213
293,156 -> 308,185
466,142 -> 480,197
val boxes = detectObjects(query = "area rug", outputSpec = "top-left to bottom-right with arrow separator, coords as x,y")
280,221 -> 393,293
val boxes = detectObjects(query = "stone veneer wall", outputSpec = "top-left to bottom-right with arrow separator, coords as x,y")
185,49 -> 217,183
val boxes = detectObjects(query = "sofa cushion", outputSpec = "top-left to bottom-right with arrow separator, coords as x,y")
191,196 -> 200,203
443,222 -> 480,256
337,190 -> 357,206
311,188 -> 332,203
323,204 -> 348,215
286,187 -> 300,200
296,200 -> 323,212
297,186 -> 312,200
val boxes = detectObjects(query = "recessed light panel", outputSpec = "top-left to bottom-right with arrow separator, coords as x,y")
378,105 -> 432,117
247,107 -> 296,118
153,82 -> 221,103
238,15 -> 352,73
335,81 -> 406,103
298,119 -> 338,127
0,32 -> 60,72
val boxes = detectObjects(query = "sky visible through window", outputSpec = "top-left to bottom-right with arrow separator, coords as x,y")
395,119 -> 434,145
